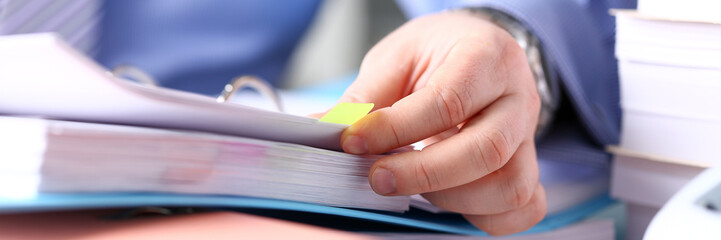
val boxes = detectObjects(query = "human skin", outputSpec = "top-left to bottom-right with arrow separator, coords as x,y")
338,11 -> 546,235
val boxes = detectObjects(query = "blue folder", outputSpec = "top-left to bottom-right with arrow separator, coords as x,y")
0,191 -> 613,237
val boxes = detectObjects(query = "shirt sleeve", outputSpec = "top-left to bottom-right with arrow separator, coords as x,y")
395,0 -> 637,147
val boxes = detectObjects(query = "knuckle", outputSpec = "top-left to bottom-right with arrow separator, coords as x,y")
499,35 -> 527,70
525,87 -> 542,113
469,137 -> 494,175
412,160 -> 442,193
502,174 -> 534,210
363,110 -> 404,152
521,83 -> 542,117
450,39 -> 497,87
472,127 -> 512,173
433,86 -> 470,127
531,188 -> 548,224
518,90 -> 542,132
459,32 -> 499,61
530,199 -> 547,227
498,34 -> 534,86
386,116 -> 404,148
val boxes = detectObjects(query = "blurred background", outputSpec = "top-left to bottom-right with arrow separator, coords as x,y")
280,0 -> 406,89
0,0 -> 408,93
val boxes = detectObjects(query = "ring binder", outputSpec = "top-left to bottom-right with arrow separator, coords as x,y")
217,75 -> 284,112
109,64 -> 284,112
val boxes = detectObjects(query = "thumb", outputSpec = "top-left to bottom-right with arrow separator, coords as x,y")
338,46 -> 414,109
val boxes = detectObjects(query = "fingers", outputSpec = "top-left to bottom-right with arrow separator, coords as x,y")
463,183 -> 547,236
368,94 -> 532,195
342,37 -> 514,155
420,141 -> 538,215
337,35 -> 415,109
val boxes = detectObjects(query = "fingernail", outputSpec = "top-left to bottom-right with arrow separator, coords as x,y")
343,135 -> 368,154
371,168 -> 396,195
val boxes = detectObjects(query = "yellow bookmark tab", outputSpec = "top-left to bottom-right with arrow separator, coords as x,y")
319,103 -> 374,125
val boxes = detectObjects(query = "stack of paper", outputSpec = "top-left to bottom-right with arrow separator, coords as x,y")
0,116 -> 410,212
637,0 -> 721,23
608,146 -> 706,239
613,9 -> 721,239
615,10 -> 721,166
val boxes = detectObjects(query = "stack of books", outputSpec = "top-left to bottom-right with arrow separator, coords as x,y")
0,116 -> 409,212
637,0 -> 721,24
612,2 -> 721,238
615,2 -> 721,166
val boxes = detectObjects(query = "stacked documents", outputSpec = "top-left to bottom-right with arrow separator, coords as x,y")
614,10 -> 721,166
613,8 -> 721,238
637,0 -> 721,23
0,116 -> 410,212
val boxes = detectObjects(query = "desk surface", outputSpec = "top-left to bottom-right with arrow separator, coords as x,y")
0,210 -> 369,240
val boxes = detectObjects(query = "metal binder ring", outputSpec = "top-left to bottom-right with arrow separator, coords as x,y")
111,65 -> 158,87
216,75 -> 284,112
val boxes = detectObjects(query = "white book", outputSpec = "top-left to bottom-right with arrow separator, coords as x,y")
608,146 -> 706,208
619,60 -> 721,120
615,11 -> 721,164
619,110 -> 721,166
617,60 -> 721,165
0,116 -> 410,212
638,0 -> 721,23
615,11 -> 721,69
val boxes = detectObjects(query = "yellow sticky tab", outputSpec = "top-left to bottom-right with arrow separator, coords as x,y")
319,103 -> 374,125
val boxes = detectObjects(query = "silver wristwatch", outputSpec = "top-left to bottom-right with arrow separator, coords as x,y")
463,8 -> 557,138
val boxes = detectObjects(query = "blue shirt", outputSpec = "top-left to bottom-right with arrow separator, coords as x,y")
96,0 -> 635,148
95,0 -> 321,95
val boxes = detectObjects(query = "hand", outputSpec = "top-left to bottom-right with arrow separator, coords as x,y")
338,11 -> 546,235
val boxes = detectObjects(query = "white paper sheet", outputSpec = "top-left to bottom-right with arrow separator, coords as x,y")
0,33 -> 347,150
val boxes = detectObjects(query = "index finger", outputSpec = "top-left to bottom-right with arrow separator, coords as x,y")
368,93 -> 534,195
341,36 -> 519,155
